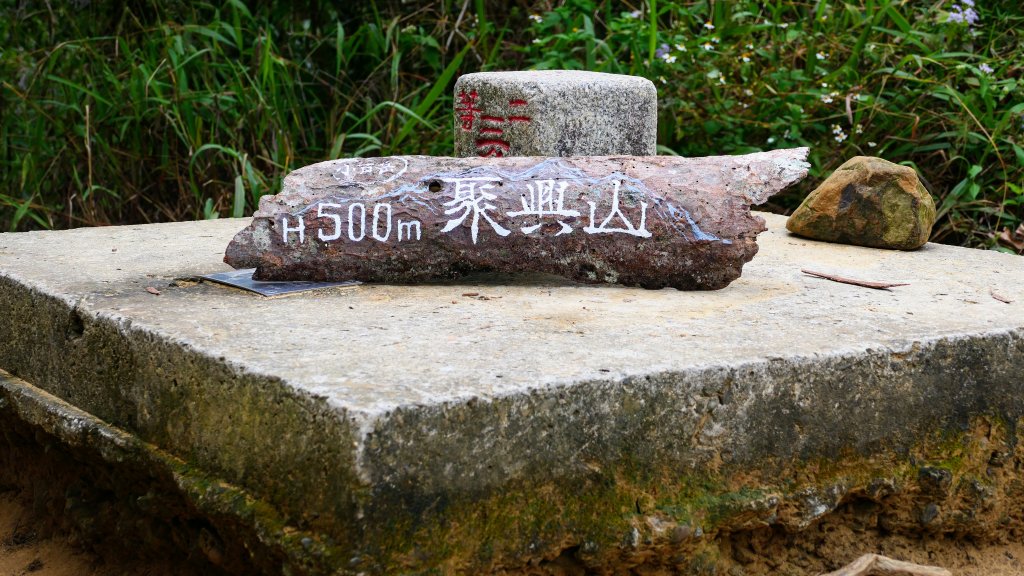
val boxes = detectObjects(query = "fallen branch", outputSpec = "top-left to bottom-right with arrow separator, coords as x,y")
821,553 -> 952,576
801,269 -> 910,290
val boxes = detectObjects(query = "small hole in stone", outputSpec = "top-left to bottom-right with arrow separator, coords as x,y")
428,181 -> 443,193
68,310 -> 85,338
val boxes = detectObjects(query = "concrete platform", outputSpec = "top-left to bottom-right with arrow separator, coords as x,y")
1,214 -> 1022,574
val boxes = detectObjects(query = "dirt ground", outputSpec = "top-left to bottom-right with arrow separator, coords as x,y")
0,490 -> 182,576
1,490 -> 97,576
4,487 -> 1024,576
717,521 -> 1024,576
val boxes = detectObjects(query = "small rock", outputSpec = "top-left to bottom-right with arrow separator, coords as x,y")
918,466 -> 953,497
669,524 -> 692,543
920,502 -> 941,525
786,156 -> 936,249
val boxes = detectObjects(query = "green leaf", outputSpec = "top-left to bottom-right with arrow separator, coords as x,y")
232,175 -> 245,218
885,5 -> 911,33
390,43 -> 470,151
45,75 -> 112,107
203,198 -> 220,220
189,143 -> 241,171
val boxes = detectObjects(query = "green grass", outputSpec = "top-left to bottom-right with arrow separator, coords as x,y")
2,0 -> 1022,251
0,0 -> 485,228
522,0 -> 1024,249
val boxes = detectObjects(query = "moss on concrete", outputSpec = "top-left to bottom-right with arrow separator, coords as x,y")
5,364 -> 1024,575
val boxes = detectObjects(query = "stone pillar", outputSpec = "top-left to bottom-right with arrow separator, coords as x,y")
453,70 -> 657,158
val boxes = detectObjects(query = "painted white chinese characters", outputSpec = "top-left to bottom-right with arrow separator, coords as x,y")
440,177 -> 511,244
506,179 -> 580,235
583,181 -> 652,238
330,157 -> 409,185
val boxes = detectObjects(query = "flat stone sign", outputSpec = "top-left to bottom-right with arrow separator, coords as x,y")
453,71 -> 657,157
224,149 -> 809,290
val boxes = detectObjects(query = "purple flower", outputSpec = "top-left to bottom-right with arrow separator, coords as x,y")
654,43 -> 670,59
979,63 -> 993,74
947,2 -> 980,25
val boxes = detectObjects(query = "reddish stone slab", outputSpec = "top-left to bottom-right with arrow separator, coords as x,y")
224,150 -> 809,290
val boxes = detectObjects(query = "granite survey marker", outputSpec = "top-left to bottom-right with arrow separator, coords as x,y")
453,71 -> 657,157
224,150 -> 810,289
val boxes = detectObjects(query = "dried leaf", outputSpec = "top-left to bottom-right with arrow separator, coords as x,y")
997,224 -> 1024,253
822,553 -> 951,576
145,286 -> 161,296
990,287 -> 1014,304
801,269 -> 910,290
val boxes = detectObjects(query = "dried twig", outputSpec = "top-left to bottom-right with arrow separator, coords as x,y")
990,287 -> 1014,304
801,269 -> 910,290
821,553 -> 952,576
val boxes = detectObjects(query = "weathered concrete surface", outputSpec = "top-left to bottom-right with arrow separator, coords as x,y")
224,151 -> 810,289
453,71 -> 657,157
1,214 -> 1023,574
0,368 -> 332,575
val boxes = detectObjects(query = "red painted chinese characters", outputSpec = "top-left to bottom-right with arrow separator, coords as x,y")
455,90 -> 532,158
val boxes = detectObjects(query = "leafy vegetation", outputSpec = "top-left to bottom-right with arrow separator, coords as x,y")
2,0 -> 1022,251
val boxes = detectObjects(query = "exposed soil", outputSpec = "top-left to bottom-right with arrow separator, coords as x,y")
714,514 -> 1024,576
5,483 -> 1024,576
0,488 -> 179,576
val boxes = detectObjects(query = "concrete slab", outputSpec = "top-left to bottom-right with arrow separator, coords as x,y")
1,214 -> 1022,574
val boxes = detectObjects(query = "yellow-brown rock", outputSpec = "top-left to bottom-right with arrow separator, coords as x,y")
786,156 -> 936,250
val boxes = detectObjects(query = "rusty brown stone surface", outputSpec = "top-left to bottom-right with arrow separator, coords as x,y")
224,150 -> 810,290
